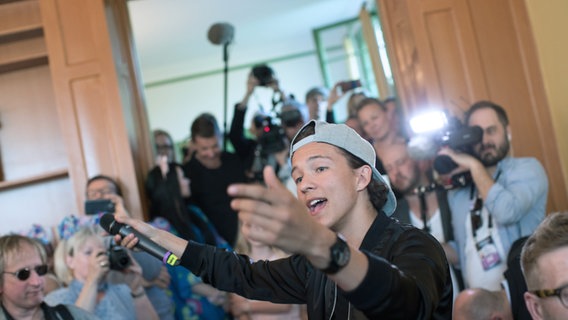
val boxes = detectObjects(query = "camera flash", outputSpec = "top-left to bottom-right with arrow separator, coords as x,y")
409,110 -> 448,134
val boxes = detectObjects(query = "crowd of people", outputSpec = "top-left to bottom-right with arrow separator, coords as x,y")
0,63 -> 560,320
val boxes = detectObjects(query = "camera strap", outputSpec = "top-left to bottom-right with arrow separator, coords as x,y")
469,170 -> 502,238
413,182 -> 439,233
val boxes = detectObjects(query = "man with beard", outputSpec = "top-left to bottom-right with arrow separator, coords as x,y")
383,142 -> 461,297
438,100 -> 548,291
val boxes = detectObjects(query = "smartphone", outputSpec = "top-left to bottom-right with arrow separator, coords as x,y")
339,80 -> 362,92
85,199 -> 115,215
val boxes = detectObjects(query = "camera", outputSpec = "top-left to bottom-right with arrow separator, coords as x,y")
251,64 -> 276,87
85,199 -> 115,215
339,79 -> 362,92
408,110 -> 482,175
251,116 -> 287,183
106,245 -> 131,271
257,116 -> 287,155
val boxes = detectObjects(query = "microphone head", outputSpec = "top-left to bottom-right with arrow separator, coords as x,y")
99,213 -> 121,235
207,22 -> 234,45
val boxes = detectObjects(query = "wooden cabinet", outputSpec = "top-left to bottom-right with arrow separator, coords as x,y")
0,0 -> 153,235
377,0 -> 567,212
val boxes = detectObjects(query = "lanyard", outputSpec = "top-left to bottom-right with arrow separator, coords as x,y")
469,170 -> 502,238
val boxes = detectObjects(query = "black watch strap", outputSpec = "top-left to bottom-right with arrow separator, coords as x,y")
321,234 -> 351,274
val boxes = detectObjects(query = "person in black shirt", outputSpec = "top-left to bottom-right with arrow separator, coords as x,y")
115,120 -> 452,319
183,113 -> 246,247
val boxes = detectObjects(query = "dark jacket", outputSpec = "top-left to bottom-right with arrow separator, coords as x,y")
505,237 -> 531,320
229,104 -> 257,171
180,211 -> 453,319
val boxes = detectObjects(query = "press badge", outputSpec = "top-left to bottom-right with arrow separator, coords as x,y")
475,236 -> 502,270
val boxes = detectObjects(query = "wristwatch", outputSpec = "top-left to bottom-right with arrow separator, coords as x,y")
321,234 -> 351,274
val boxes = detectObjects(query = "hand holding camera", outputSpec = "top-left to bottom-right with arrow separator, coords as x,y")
328,80 -> 363,109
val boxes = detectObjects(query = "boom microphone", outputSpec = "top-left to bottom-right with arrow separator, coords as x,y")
207,22 -> 234,45
100,214 -> 180,266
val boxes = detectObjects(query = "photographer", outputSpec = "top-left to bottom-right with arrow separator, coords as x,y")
383,141 -> 461,299
84,175 -> 175,319
45,226 -> 158,320
229,65 -> 291,183
438,100 -> 548,291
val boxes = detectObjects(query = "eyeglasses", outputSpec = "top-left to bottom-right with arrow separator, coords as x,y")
531,284 -> 568,308
86,188 -> 116,199
3,265 -> 48,281
156,144 -> 173,151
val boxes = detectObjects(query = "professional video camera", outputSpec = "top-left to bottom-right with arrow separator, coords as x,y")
250,115 -> 287,183
407,110 -> 482,175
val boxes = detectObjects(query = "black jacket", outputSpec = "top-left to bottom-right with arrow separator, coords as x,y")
180,211 -> 453,319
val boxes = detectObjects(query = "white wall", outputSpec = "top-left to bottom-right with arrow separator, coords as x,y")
143,52 -> 327,145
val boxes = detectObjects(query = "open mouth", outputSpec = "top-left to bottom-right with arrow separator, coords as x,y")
308,198 -> 327,214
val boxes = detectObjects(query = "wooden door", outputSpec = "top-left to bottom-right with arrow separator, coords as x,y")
378,0 -> 567,212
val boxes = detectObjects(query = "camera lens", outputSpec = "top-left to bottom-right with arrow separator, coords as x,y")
107,246 -> 131,271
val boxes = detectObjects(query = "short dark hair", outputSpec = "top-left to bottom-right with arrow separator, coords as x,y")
86,175 -> 123,197
305,86 -> 329,102
464,101 -> 509,127
191,113 -> 220,140
355,97 -> 386,114
382,96 -> 397,105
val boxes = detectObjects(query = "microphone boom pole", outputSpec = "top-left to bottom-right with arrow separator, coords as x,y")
223,42 -> 229,151
207,22 -> 235,152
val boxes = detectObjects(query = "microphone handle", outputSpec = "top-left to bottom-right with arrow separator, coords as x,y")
119,225 -> 180,266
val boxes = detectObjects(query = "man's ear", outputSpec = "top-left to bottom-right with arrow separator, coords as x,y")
356,166 -> 373,191
524,291 -> 544,320
506,126 -> 512,141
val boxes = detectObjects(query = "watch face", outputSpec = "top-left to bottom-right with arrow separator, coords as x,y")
334,247 -> 350,267
322,234 -> 351,274
332,236 -> 351,267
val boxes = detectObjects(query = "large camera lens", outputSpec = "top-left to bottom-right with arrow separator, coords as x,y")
107,245 -> 131,271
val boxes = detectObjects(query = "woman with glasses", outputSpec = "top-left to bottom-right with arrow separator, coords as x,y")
0,234 -> 97,319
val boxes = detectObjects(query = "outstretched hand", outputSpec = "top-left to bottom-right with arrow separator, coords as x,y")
228,166 -> 326,256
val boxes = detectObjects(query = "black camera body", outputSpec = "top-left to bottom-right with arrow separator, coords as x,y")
433,124 -> 483,174
85,199 -> 115,215
408,115 -> 483,175
257,117 -> 287,155
251,116 -> 287,183
251,64 -> 275,86
107,245 -> 131,271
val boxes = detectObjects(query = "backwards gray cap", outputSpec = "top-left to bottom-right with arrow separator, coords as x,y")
290,120 -> 396,216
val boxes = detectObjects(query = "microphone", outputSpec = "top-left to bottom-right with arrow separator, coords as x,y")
100,214 -> 180,266
207,22 -> 234,45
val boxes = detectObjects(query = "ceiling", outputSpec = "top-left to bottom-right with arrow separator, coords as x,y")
127,0 -> 370,79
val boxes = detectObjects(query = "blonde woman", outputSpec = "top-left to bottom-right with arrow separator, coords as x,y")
45,226 -> 158,320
